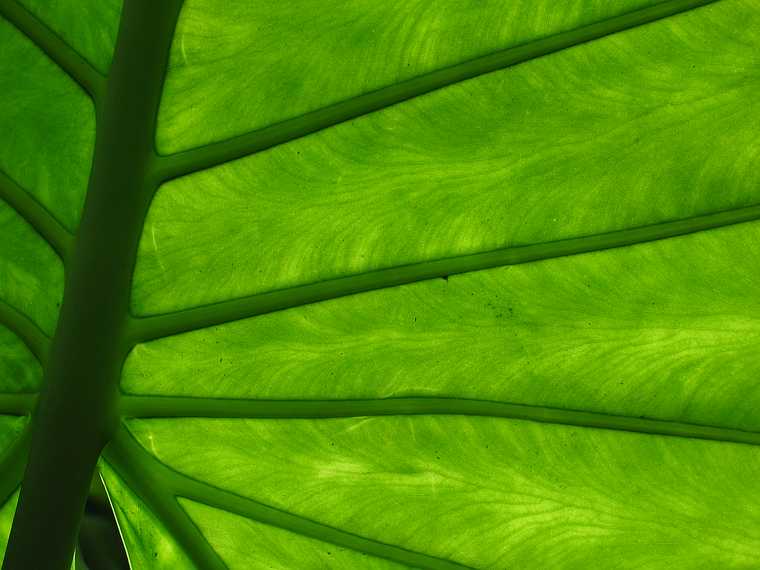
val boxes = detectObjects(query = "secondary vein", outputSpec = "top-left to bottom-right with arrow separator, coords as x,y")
119,396 -> 760,448
0,393 -> 36,416
154,0 -> 720,181
109,428 -> 473,570
0,170 -> 73,260
0,0 -> 105,101
104,428 -> 227,570
129,202 -> 760,342
0,299 -> 49,364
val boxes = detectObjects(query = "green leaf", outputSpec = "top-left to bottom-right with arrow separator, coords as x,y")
1,0 -> 760,568
0,14 -> 95,232
0,492 -> 19,559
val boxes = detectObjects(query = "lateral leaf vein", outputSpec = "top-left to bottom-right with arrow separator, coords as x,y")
119,396 -> 760,448
110,428 -> 473,570
155,0 -> 721,180
130,202 -> 760,341
0,170 -> 72,260
0,0 -> 105,100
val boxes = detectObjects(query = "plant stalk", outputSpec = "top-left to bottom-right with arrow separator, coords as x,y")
1,1 -> 183,568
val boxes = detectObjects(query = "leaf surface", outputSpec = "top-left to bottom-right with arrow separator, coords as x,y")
0,417 -> 25,555
0,16 -> 95,231
99,461 -> 196,569
17,0 -> 120,73
131,416 -> 760,568
1,0 -> 759,568
155,0 -> 662,153
179,499 -> 407,570
136,0 -> 760,313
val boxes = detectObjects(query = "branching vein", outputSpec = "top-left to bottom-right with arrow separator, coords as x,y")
119,396 -> 760,448
129,202 -> 760,342
0,0 -> 105,101
109,428 -> 473,570
154,0 -> 720,181
104,429 -> 228,570
0,170 -> 73,260
0,299 -> 49,364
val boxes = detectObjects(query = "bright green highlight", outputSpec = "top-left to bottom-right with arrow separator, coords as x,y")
0,16 -> 95,231
125,220 -> 760,431
0,325 -> 39,393
99,461 -> 195,570
3,0 -> 759,567
135,0 -> 760,314
180,499 -> 410,570
0,200 -> 63,336
156,0 -> 660,153
0,416 -> 26,563
18,0 -> 121,74
0,492 -> 19,562
130,416 -> 760,569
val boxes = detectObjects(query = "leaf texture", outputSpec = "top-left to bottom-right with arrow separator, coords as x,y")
136,0 -> 760,314
155,0 -> 662,153
1,0 -> 759,568
0,16 -> 95,231
17,0 -> 121,74
130,416 -> 760,568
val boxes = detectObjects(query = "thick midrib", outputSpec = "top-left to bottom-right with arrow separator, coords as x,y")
131,202 -> 760,342
155,0 -> 721,181
119,396 -> 760,448
106,428 -> 473,570
2,1 -> 184,568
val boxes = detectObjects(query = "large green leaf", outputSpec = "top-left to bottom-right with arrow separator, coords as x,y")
1,0 -> 759,568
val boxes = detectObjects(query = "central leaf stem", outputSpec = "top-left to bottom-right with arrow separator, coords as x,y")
2,1 -> 183,568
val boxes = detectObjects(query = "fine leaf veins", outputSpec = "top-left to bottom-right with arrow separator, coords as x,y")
106,428 -> 473,570
152,0 -> 721,183
129,202 -> 760,343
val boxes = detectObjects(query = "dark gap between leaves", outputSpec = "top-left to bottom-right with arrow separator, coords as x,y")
77,475 -> 129,570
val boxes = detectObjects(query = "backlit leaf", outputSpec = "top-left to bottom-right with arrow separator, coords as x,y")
1,0 -> 759,568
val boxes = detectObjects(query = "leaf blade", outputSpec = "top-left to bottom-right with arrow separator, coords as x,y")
154,0 -> 705,154
134,0 -> 760,315
0,14 -> 96,231
129,415 -> 760,569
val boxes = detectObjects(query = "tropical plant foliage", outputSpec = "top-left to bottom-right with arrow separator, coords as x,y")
1,0 -> 759,568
